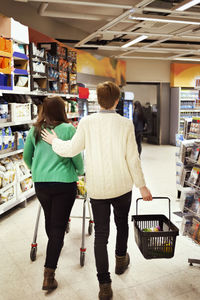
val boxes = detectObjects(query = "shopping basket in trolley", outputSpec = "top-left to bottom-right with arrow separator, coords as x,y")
131,197 -> 179,259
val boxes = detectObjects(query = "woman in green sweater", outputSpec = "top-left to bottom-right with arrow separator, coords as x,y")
23,96 -> 84,291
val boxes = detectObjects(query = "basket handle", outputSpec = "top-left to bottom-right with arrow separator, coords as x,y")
136,197 -> 171,221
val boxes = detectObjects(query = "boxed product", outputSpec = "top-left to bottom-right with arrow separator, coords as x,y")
20,177 -> 33,192
9,103 -> 31,122
0,186 -> 14,205
0,101 -> 9,122
0,127 -> 15,152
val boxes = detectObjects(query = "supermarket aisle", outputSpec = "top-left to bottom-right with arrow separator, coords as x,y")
1,144 -> 200,300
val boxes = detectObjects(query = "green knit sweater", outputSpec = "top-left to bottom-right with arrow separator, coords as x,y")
23,123 -> 84,182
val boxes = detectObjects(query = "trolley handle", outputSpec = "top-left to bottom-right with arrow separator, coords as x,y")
136,197 -> 171,221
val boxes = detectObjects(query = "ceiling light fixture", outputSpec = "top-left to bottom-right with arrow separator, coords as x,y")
129,15 -> 200,25
121,35 -> 148,48
176,0 -> 200,12
174,57 -> 200,61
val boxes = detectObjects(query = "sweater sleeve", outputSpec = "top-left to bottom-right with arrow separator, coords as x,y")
68,125 -> 84,176
126,121 -> 146,188
52,119 -> 85,157
23,128 -> 35,169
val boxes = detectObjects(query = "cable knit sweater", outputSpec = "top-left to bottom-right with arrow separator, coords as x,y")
52,112 -> 146,199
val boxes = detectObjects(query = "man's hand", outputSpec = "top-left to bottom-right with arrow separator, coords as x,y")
41,129 -> 57,145
139,186 -> 152,201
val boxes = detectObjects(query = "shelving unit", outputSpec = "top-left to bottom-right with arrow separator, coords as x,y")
29,42 -> 47,92
13,42 -> 30,93
0,115 -> 35,215
0,37 -> 13,91
0,19 -> 80,216
176,124 -> 200,266
170,87 -> 200,145
38,42 -> 76,94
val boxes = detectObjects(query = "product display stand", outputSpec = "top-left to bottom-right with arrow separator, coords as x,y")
188,258 -> 200,266
176,118 -> 200,267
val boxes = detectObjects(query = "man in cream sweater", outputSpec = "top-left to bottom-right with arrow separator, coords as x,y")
42,81 -> 152,300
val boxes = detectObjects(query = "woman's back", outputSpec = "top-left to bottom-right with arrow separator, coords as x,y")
23,123 -> 84,182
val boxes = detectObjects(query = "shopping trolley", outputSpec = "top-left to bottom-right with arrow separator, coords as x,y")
30,179 -> 94,267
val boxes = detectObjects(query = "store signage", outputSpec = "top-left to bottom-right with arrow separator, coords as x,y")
124,91 -> 134,100
171,63 -> 200,87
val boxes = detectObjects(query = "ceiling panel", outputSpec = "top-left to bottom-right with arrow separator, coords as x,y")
14,0 -> 200,61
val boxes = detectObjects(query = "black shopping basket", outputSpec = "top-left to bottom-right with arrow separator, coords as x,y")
131,197 -> 179,259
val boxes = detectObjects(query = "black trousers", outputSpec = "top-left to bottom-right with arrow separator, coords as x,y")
90,191 -> 132,284
35,182 -> 77,269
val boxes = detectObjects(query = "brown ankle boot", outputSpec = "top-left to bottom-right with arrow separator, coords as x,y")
99,283 -> 113,300
42,267 -> 58,291
115,253 -> 130,275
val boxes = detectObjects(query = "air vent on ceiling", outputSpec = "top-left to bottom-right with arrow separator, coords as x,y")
151,22 -> 167,28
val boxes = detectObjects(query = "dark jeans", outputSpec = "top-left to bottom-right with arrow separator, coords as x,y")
135,131 -> 142,156
90,191 -> 132,284
35,182 -> 77,269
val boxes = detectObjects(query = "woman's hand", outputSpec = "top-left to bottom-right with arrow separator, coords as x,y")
41,129 -> 57,145
139,186 -> 152,201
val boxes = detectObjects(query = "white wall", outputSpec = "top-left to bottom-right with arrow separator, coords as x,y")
123,84 -> 157,106
0,0 -> 87,40
125,59 -> 171,83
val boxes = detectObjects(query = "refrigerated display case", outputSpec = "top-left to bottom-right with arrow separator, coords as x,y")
116,91 -> 134,120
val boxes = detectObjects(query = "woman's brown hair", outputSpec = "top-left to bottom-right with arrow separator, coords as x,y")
97,81 -> 120,109
34,96 -> 68,144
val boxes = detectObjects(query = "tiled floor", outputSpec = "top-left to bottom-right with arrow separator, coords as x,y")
1,144 -> 200,300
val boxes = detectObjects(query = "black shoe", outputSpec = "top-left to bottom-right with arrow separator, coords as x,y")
99,283 -> 113,300
115,253 -> 130,275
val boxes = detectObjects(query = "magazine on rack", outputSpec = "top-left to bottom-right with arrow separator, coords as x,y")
184,192 -> 200,215
188,166 -> 200,186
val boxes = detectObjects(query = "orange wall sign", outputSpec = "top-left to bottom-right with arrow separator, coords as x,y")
77,49 -> 126,86
171,62 -> 200,87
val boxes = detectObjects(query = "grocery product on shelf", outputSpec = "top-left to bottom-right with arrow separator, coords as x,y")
170,87 -> 200,145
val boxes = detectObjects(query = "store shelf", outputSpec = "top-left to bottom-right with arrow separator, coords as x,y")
67,112 -> 79,119
13,52 -> 29,60
180,109 -> 200,112
0,50 -> 12,58
0,89 -> 78,98
0,67 -> 12,74
14,69 -> 28,76
0,149 -> 23,159
19,173 -> 32,181
0,197 -> 18,215
0,190 -> 35,215
180,99 -> 196,101
0,119 -> 35,128
0,182 -> 15,194
20,187 -> 35,200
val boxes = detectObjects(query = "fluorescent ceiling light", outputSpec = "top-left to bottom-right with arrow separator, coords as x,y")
176,0 -> 200,12
174,57 -> 200,61
130,15 -> 200,25
121,35 -> 148,48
